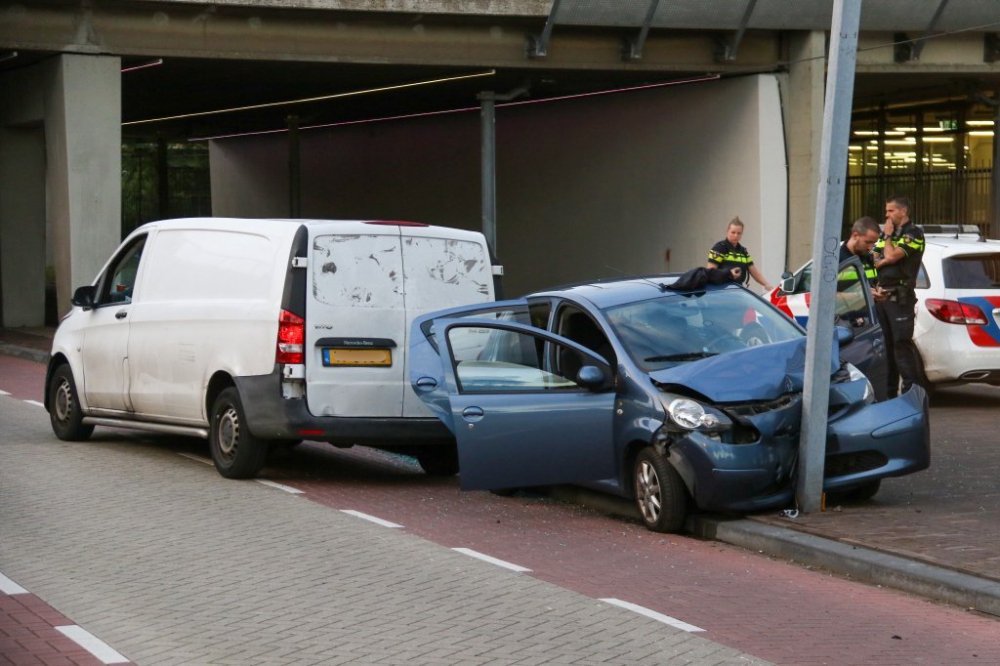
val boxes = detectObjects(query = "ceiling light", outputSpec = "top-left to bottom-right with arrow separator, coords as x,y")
922,137 -> 954,143
966,120 -> 995,127
969,131 -> 995,136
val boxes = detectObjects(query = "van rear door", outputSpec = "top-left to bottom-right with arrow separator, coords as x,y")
398,227 -> 494,417
305,224 -> 407,417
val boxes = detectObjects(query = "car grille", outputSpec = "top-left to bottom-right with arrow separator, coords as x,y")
824,450 -> 888,478
724,393 -> 797,418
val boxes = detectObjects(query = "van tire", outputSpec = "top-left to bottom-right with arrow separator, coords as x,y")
415,446 -> 459,476
210,387 -> 268,479
49,365 -> 94,441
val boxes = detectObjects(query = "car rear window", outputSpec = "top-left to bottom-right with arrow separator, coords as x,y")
942,254 -> 1000,289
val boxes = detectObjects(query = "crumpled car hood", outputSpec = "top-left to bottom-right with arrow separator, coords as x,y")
649,337 -> 840,402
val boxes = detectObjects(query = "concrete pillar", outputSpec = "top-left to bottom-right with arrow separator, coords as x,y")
781,31 -> 827,272
43,54 -> 122,318
0,127 -> 47,327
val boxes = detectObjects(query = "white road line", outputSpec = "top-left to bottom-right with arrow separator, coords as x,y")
600,598 -> 705,632
23,399 -> 45,408
452,548 -> 531,572
256,479 -> 304,494
177,453 -> 212,465
0,571 -> 28,595
340,510 -> 403,528
0,389 -> 10,396
55,625 -> 129,664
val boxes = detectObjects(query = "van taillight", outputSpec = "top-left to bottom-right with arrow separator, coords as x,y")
276,310 -> 305,364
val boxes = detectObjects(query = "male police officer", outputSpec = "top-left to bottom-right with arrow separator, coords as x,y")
873,196 -> 926,397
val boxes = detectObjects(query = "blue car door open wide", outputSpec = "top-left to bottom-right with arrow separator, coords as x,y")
411,316 -> 617,491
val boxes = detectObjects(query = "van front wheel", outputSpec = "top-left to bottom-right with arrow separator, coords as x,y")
210,387 -> 268,479
49,365 -> 94,441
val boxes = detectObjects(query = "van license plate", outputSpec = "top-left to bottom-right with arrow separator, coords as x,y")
323,348 -> 392,367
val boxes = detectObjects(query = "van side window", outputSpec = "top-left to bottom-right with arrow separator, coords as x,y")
97,236 -> 146,306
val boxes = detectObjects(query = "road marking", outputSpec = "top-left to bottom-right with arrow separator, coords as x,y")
177,453 -> 212,465
0,389 -> 10,396
340,510 -> 402,528
600,598 -> 704,632
23,400 -> 45,408
256,479 -> 304,494
452,548 -> 531,572
55,625 -> 129,664
0,571 -> 28,594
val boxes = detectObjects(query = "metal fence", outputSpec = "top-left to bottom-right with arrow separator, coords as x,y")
846,168 -> 993,236
121,143 -> 211,238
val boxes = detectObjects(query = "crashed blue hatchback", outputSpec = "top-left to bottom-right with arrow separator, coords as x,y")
409,275 -> 930,533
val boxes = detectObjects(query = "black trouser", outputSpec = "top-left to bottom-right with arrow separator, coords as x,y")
876,288 -> 920,397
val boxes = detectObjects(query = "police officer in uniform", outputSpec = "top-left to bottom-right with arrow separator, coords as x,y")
873,195 -> 926,397
707,216 -> 772,291
835,216 -> 884,328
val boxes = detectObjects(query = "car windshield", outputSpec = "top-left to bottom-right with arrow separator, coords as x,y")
942,254 -> 1000,289
604,287 -> 803,372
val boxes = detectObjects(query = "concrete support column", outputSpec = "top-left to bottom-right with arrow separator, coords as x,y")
0,127 -> 47,327
44,54 -> 122,317
781,30 -> 827,271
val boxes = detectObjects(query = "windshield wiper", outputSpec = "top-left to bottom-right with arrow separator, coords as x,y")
645,351 -> 718,362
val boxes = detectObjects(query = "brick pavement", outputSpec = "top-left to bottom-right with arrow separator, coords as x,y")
0,396 -> 767,666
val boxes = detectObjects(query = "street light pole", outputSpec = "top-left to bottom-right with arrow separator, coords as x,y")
797,0 -> 863,513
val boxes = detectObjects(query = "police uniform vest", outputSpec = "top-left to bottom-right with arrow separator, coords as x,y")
707,240 -> 754,285
874,221 -> 925,291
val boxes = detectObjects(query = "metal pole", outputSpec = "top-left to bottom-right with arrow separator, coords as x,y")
796,0 -> 863,513
992,90 -> 1000,239
157,135 -> 169,221
480,93 -> 498,255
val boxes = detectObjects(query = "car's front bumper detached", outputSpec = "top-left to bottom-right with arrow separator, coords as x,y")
669,385 -> 929,513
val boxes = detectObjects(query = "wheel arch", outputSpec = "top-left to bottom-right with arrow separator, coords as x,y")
623,437 -> 696,500
205,371 -> 237,421
44,352 -> 72,412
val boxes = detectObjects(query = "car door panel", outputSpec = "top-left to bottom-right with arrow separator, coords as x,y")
417,317 -> 616,490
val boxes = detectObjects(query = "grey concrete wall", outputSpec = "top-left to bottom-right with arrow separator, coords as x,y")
0,54 -> 122,323
0,128 -> 47,327
210,74 -> 787,297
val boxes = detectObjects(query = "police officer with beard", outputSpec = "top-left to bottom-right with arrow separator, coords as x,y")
873,195 -> 926,397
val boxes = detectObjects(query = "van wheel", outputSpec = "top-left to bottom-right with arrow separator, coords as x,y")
415,446 -> 459,476
210,387 -> 268,479
634,447 -> 688,533
49,365 -> 94,441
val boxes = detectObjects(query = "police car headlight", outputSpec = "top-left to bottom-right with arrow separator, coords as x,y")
662,395 -> 731,432
844,362 -> 875,404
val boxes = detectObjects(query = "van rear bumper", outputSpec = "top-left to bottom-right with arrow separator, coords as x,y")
234,372 -> 454,447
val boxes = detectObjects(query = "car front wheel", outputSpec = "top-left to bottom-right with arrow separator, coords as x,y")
49,365 -> 94,441
634,447 -> 688,533
210,387 -> 268,479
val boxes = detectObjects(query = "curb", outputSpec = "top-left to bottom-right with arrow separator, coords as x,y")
0,343 -> 49,365
690,516 -> 1000,617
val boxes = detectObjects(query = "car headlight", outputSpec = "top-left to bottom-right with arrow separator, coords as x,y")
844,362 -> 875,404
662,395 -> 731,432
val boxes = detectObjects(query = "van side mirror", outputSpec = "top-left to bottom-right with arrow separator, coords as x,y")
576,365 -> 606,390
72,285 -> 96,309
779,271 -> 796,294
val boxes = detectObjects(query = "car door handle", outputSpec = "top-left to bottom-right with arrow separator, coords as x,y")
461,406 -> 485,422
115,310 -> 128,320
414,376 -> 438,389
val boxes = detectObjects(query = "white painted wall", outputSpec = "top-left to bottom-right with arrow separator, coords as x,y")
210,74 -> 787,297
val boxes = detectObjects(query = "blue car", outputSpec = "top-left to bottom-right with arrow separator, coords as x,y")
409,276 -> 930,533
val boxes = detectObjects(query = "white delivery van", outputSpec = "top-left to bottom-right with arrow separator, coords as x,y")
45,218 -> 500,479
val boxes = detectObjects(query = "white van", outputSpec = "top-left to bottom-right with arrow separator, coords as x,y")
44,218 -> 500,478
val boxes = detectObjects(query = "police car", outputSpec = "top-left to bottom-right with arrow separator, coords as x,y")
769,225 -> 1000,393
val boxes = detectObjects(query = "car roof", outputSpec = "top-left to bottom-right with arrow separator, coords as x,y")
529,274 -> 742,309
923,233 -> 1000,255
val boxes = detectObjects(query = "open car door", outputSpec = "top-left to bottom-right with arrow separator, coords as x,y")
410,308 -> 617,491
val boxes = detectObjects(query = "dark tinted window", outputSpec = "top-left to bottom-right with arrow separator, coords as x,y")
942,254 -> 1000,289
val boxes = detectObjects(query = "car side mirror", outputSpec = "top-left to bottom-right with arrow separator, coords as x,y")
834,325 -> 855,345
72,285 -> 96,309
576,365 -> 605,390
779,271 -> 795,294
